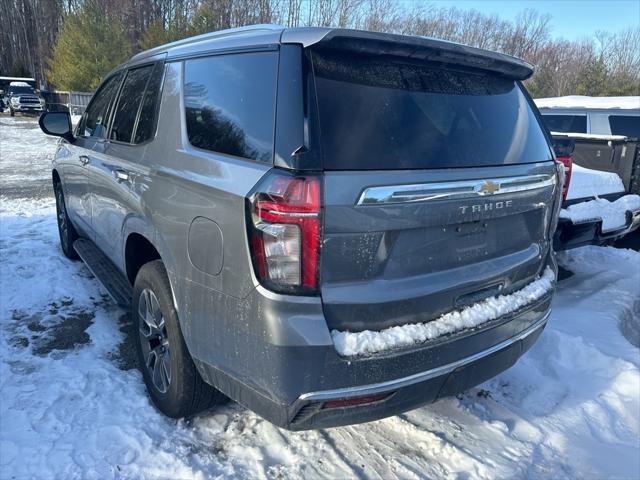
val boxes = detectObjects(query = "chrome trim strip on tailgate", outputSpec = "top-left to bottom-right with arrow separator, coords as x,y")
298,309 -> 551,402
357,174 -> 556,206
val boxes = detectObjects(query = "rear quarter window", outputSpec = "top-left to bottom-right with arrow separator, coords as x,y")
312,51 -> 553,170
183,52 -> 278,162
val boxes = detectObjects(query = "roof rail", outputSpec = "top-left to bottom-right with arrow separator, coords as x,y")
131,24 -> 284,61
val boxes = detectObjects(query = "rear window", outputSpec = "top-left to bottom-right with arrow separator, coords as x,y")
608,115 -> 640,138
541,114 -> 587,134
184,52 -> 278,162
312,51 -> 553,170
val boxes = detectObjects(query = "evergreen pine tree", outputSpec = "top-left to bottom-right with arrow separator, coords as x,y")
575,56 -> 609,97
47,0 -> 131,91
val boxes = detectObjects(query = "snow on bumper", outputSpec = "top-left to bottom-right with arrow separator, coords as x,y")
332,267 -> 555,357
560,194 -> 640,232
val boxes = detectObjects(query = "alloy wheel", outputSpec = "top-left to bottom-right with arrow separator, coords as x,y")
138,288 -> 172,393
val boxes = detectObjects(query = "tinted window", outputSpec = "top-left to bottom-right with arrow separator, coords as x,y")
134,62 -> 164,144
312,52 -> 552,170
111,65 -> 153,143
541,114 -> 587,133
184,52 -> 277,162
81,73 -> 122,138
609,115 -> 640,138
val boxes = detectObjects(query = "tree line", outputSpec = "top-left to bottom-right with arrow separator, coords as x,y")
1,0 -> 638,97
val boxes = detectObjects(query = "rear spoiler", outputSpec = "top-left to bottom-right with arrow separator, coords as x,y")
282,28 -> 534,80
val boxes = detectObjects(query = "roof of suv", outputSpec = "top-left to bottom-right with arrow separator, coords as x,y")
125,24 -> 534,80
535,95 -> 640,111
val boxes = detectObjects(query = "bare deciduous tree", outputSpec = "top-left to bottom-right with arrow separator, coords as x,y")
1,0 -> 637,96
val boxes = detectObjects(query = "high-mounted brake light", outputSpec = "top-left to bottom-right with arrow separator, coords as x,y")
556,155 -> 572,201
247,172 -> 321,294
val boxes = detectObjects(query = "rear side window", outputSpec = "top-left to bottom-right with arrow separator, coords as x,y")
183,52 -> 278,162
81,72 -> 122,139
134,62 -> 164,144
312,51 -> 553,170
542,114 -> 587,133
608,115 -> 640,138
111,65 -> 153,143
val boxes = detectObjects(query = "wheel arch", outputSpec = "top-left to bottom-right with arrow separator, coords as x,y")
124,229 -> 198,359
124,232 -> 162,286
123,229 -> 180,315
52,168 -> 68,196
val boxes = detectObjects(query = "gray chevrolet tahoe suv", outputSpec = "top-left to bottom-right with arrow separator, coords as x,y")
38,25 -> 561,430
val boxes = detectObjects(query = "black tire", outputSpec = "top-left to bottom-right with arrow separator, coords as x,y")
10,108 -> 14,117
133,260 -> 227,418
54,181 -> 79,260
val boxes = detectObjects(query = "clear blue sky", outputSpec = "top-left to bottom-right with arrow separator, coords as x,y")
401,0 -> 639,39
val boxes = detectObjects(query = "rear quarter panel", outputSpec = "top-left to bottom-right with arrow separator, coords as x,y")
139,61 -> 270,360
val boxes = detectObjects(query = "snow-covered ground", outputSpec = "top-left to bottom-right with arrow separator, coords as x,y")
1,115 -> 639,479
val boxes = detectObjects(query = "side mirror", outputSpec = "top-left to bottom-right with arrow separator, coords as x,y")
39,111 -> 74,143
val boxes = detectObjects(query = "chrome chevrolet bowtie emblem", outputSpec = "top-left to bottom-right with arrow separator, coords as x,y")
477,181 -> 500,195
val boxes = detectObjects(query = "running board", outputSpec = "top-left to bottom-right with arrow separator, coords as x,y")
73,238 -> 132,308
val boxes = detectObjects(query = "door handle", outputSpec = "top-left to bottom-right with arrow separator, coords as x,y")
79,155 -> 90,166
114,169 -> 130,182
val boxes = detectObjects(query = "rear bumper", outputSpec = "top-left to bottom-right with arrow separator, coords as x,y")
192,270 -> 555,430
290,309 -> 549,429
554,206 -> 640,251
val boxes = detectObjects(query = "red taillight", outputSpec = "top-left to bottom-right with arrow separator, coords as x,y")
247,172 -> 321,294
556,155 -> 572,201
322,392 -> 393,410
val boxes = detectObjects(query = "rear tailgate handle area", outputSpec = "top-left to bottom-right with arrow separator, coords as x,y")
455,283 -> 504,308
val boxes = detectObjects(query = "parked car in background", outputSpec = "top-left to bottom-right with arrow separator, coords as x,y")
5,81 -> 46,116
537,96 -> 640,249
38,25 -> 561,430
536,96 -> 640,195
0,76 -> 37,111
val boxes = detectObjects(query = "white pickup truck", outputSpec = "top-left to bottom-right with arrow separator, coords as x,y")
5,81 -> 46,116
536,96 -> 640,249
